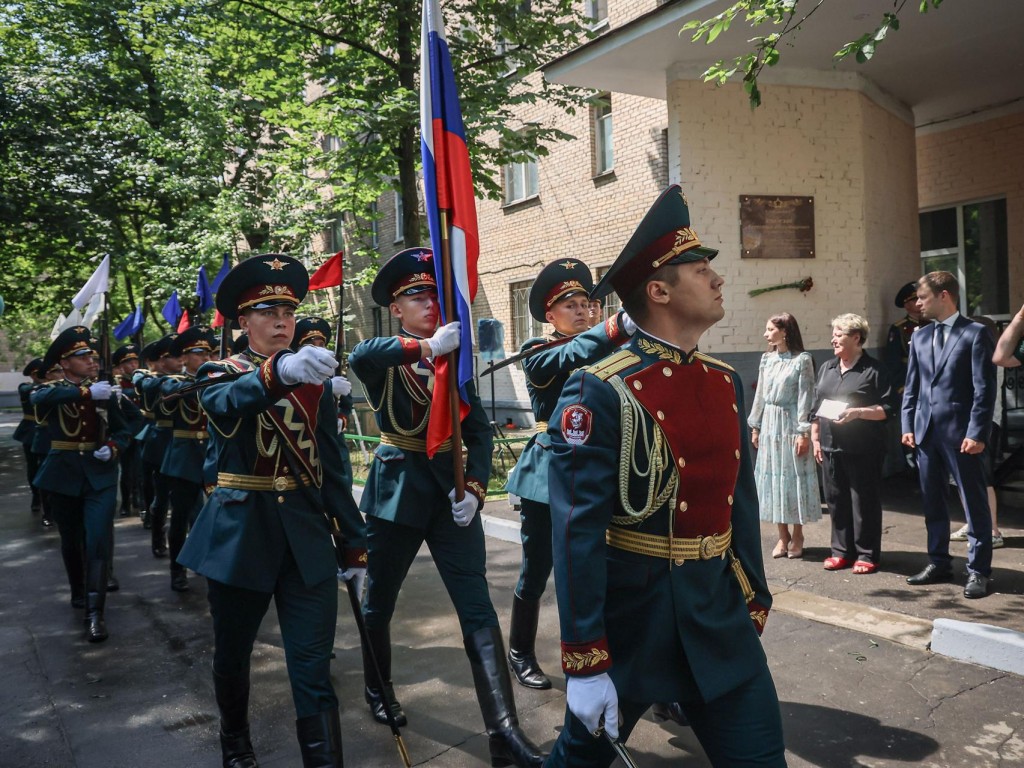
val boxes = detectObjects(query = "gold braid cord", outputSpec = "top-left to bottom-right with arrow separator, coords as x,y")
606,375 -> 677,526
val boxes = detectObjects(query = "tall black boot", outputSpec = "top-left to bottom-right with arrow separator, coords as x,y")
214,670 -> 259,768
465,626 -> 546,768
61,543 -> 86,608
362,623 -> 407,727
296,709 -> 343,768
507,595 -> 551,690
84,560 -> 109,643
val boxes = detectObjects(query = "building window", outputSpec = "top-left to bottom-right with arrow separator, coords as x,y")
328,215 -> 346,253
503,152 -> 539,206
919,198 -> 1008,316
594,266 -> 621,322
393,190 -> 404,243
321,135 -> 342,153
368,201 -> 379,249
593,94 -> 613,175
372,306 -> 383,338
585,0 -> 608,27
510,280 -> 543,348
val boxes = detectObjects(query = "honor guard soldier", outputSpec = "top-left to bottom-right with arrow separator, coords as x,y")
15,358 -> 47,516
29,363 -> 65,527
349,248 -> 545,768
112,344 -> 145,517
31,327 -> 132,642
156,328 -> 215,592
504,259 -> 633,690
292,317 -> 355,490
177,254 -> 366,768
546,186 -> 786,767
884,281 -> 924,393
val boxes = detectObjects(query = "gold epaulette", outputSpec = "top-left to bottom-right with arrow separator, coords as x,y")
585,349 -> 640,381
693,351 -> 735,373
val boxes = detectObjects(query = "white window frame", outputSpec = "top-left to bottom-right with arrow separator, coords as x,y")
593,93 -> 613,175
394,190 -> 404,244
510,280 -> 543,348
503,153 -> 539,206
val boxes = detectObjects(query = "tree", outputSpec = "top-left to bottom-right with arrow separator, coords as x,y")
681,0 -> 946,108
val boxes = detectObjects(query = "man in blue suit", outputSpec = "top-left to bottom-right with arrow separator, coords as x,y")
902,271 -> 997,599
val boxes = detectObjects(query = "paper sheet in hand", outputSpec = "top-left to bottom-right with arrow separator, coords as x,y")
816,398 -> 848,421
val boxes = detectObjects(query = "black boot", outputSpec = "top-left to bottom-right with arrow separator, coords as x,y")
31,489 -> 41,514
61,544 -> 86,609
296,709 -> 343,768
465,626 -> 546,768
507,595 -> 551,690
171,565 -> 190,592
214,670 -> 259,768
652,702 -> 690,727
84,560 -> 109,643
362,624 -> 407,727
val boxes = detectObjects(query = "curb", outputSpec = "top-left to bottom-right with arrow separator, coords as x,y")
931,618 -> 1024,675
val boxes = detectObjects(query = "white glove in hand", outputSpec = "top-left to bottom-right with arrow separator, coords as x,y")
448,487 -> 479,527
89,381 -> 113,401
277,346 -> 338,386
567,673 -> 619,740
132,370 -> 148,385
339,566 -> 367,600
620,311 -> 637,337
93,445 -> 113,462
330,374 -> 353,397
427,321 -> 461,358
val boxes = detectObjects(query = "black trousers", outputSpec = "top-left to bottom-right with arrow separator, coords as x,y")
167,477 -> 203,570
821,450 -> 884,564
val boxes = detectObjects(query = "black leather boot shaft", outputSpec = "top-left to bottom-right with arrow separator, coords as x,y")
214,671 -> 258,768
362,623 -> 407,726
61,544 -> 85,608
507,595 -> 551,690
296,709 -> 344,768
84,560 -> 108,642
465,626 -> 545,767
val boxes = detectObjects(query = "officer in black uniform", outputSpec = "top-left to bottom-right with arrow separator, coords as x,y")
14,358 -> 47,516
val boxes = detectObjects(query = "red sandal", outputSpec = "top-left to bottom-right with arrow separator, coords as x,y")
823,556 -> 852,571
852,561 -> 878,575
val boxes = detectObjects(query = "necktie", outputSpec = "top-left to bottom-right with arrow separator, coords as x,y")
934,323 -> 945,355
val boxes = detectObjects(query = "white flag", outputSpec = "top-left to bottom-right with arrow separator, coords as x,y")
71,254 -> 110,310
60,308 -> 83,331
50,313 -> 67,340
81,292 -> 104,328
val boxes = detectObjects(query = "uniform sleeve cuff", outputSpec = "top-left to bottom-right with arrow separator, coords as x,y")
749,601 -> 770,636
80,385 -> 91,400
398,336 -> 422,363
607,314 -> 629,345
261,351 -> 296,400
465,478 -> 486,505
342,547 -> 368,569
561,638 -> 612,676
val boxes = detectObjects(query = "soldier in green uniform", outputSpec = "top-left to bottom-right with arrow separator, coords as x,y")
178,254 -> 366,768
349,247 -> 544,767
545,186 -> 785,767
112,344 -> 145,517
884,281 -> 923,393
32,327 -> 132,642
29,363 -> 65,528
14,358 -> 47,516
504,259 -> 633,690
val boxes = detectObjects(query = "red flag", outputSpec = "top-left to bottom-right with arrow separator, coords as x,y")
177,310 -> 191,333
211,309 -> 224,329
308,251 -> 344,291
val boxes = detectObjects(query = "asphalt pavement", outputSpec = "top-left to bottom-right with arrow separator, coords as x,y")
2,418 -> 1023,767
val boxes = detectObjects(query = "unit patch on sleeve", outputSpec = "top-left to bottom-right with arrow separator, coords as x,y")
561,404 -> 593,446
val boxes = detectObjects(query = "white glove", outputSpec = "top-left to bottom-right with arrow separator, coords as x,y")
110,384 -> 123,400
93,445 -> 113,462
330,374 -> 352,397
277,346 -> 338,386
427,321 -> 461,357
448,487 -> 480,527
620,311 -> 637,336
89,381 -> 113,401
567,673 -> 619,740
338,566 -> 367,600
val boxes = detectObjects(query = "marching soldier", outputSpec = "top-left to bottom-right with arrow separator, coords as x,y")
14,358 -> 47,516
504,259 -> 633,690
29,363 -> 65,528
177,254 -> 365,768
349,247 -> 545,768
31,327 -> 132,641
112,344 -> 145,517
545,186 -> 785,766
157,327 -> 215,592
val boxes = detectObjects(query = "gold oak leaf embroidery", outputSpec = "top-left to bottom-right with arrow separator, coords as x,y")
562,648 -> 609,672
638,338 -> 682,364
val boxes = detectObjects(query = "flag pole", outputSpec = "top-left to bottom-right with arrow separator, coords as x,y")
438,209 -> 465,502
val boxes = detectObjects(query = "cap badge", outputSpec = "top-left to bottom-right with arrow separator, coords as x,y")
264,258 -> 287,270
559,261 -> 577,270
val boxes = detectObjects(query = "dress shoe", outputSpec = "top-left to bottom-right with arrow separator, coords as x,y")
171,571 -> 190,592
964,573 -> 990,599
107,575 -> 119,592
153,545 -> 168,558
906,564 -> 954,585
41,515 -> 54,528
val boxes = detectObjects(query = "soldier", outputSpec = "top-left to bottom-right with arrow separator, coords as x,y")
31,327 -> 132,642
30,363 -> 65,528
349,247 -> 544,768
14,358 -> 47,516
156,327 -> 214,593
545,186 -> 785,766
112,344 -> 145,517
884,281 -> 923,392
504,259 -> 633,690
177,254 -> 365,768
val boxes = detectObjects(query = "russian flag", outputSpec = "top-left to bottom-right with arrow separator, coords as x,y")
421,0 -> 479,458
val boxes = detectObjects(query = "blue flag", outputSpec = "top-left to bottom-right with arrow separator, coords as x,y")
196,266 -> 215,312
113,304 -> 145,341
212,253 -> 231,292
161,290 -> 181,327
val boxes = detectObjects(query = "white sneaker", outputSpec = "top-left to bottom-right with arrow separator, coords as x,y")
950,524 -> 969,541
992,532 -> 1005,549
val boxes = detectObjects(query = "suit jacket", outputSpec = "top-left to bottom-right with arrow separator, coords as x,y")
548,332 -> 771,704
901,315 -> 996,445
505,315 -> 629,504
348,333 -> 492,528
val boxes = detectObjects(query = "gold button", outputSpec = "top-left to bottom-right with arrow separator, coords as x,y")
735,449 -> 741,459
724,374 -> 732,383
674,558 -> 685,567
657,410 -> 665,420
273,477 -> 288,491
662,367 -> 672,377
282,466 -> 290,474
678,457 -> 686,468
679,501 -> 688,512
732,404 -> 738,412
277,495 -> 285,503
632,381 -> 643,391
702,364 -> 709,372
727,495 -> 734,505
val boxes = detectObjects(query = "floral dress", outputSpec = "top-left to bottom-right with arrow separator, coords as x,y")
748,351 -> 821,525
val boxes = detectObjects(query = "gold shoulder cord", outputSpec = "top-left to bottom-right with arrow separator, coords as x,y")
383,365 -> 430,437
605,374 -> 677,526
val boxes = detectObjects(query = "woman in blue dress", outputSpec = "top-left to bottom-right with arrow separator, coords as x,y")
748,312 -> 821,559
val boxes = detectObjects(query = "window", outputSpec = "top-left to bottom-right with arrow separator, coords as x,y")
585,0 -> 608,27
593,94 -> 613,175
394,190 -> 404,243
495,1 -> 532,75
372,306 -> 383,338
368,202 -> 379,249
321,135 -> 342,153
919,199 -> 1008,316
328,215 -> 346,253
510,280 -> 543,348
594,266 -> 621,322
503,153 -> 539,205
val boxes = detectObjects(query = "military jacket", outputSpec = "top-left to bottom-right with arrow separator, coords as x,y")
506,315 -> 629,504
157,372 -> 210,484
548,331 -> 771,704
13,382 -> 37,446
348,333 -> 492,528
30,379 -> 132,495
177,349 -> 366,592
884,315 -> 920,393
136,371 -> 173,466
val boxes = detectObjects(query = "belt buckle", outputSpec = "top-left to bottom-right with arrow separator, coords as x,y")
273,477 -> 289,492
699,535 -> 716,560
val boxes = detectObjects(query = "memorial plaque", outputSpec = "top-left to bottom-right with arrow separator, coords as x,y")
740,195 -> 815,259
